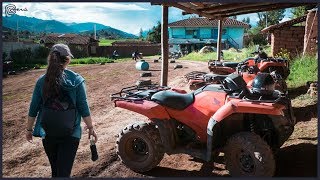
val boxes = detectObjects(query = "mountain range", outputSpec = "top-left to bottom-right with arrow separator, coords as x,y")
2,14 -> 137,38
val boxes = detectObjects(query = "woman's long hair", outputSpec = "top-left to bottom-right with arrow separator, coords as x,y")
42,51 -> 68,100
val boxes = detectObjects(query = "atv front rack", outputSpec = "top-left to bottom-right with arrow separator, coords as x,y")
110,84 -> 170,101
184,71 -> 207,81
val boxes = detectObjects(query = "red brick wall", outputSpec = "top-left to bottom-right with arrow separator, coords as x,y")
271,26 -> 305,58
304,10 -> 318,55
96,45 -> 161,58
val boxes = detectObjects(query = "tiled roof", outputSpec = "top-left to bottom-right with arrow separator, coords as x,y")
40,33 -> 98,45
168,17 -> 250,28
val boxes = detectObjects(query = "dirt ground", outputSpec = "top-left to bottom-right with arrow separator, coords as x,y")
2,59 -> 318,177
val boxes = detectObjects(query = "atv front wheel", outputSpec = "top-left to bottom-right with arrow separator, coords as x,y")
116,122 -> 164,172
224,132 -> 275,176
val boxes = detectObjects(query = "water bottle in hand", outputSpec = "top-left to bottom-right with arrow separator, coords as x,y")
90,138 -> 98,161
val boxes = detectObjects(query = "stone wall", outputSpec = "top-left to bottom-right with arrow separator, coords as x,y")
271,26 -> 305,57
96,44 -> 161,58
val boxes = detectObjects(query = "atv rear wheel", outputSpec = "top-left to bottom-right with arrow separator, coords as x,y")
116,122 -> 164,172
224,132 -> 275,176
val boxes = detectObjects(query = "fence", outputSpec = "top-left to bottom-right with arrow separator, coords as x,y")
96,44 -> 161,58
3,42 -> 41,55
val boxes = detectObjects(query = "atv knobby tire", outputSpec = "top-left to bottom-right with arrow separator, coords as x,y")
224,132 -> 275,177
116,122 -> 164,172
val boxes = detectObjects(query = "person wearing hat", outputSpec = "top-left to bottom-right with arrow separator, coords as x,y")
26,44 -> 98,177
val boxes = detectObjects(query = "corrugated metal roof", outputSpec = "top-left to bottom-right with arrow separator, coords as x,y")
168,17 -> 250,28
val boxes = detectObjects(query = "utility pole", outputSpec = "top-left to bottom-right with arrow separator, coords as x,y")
17,20 -> 19,42
94,24 -> 96,40
265,13 -> 268,28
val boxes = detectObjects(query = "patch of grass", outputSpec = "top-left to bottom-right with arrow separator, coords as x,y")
180,52 -> 218,61
70,57 -> 114,64
179,44 -> 272,62
144,55 -> 162,60
292,94 -> 317,107
287,55 -> 318,88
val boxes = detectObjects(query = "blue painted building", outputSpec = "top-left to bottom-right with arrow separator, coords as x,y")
168,17 -> 249,53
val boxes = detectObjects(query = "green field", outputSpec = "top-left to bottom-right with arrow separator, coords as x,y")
98,39 -> 118,46
98,38 -> 142,46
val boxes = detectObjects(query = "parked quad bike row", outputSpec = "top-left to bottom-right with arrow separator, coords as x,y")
186,54 -> 290,92
110,50 -> 296,176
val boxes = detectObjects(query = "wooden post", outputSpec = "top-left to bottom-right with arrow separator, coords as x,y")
216,18 -> 223,61
161,5 -> 169,86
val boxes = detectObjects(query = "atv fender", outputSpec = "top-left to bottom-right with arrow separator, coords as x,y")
212,100 -> 285,122
258,62 -> 285,72
115,100 -> 170,120
206,99 -> 285,162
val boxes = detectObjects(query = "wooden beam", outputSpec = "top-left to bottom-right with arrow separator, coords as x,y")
182,11 -> 193,15
199,3 -> 244,11
206,3 -> 291,14
203,3 -> 277,14
209,3 -> 315,18
217,18 -> 224,61
171,3 -> 216,19
161,5 -> 169,86
190,2 -> 205,8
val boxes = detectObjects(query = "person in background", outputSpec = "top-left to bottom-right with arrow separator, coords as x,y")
112,50 -> 119,60
132,50 -> 139,61
26,44 -> 98,177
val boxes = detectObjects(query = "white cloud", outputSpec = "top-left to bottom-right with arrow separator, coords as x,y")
2,2 -> 151,34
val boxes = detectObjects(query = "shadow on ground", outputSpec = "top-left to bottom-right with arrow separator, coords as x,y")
144,162 -> 228,177
144,143 -> 316,177
293,104 -> 318,122
288,86 -> 308,99
275,143 -> 317,177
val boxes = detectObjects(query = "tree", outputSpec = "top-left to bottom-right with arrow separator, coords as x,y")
257,9 -> 285,28
242,17 -> 250,24
230,15 -> 237,19
291,5 -> 315,18
146,21 -> 161,43
246,17 -> 250,24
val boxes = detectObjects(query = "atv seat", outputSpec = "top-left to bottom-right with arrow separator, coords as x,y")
223,62 -> 239,68
151,91 -> 194,110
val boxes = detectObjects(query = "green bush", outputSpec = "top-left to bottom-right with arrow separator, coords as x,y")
32,46 -> 50,59
69,46 -> 88,58
2,52 -> 7,61
10,48 -> 32,64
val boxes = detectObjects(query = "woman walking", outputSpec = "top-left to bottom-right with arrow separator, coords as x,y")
26,44 -> 98,177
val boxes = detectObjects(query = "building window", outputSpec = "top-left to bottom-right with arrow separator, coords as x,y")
186,29 -> 198,38
212,28 -> 227,38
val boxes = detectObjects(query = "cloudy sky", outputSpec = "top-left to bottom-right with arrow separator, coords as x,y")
2,2 -> 292,35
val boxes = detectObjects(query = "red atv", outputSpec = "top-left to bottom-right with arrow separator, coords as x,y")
187,59 -> 288,91
208,57 -> 289,78
208,47 -> 289,79
111,73 -> 295,176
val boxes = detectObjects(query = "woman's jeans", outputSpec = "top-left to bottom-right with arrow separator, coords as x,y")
42,136 -> 80,177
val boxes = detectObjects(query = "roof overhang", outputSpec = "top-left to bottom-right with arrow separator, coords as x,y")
261,15 -> 307,33
152,2 -> 317,19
